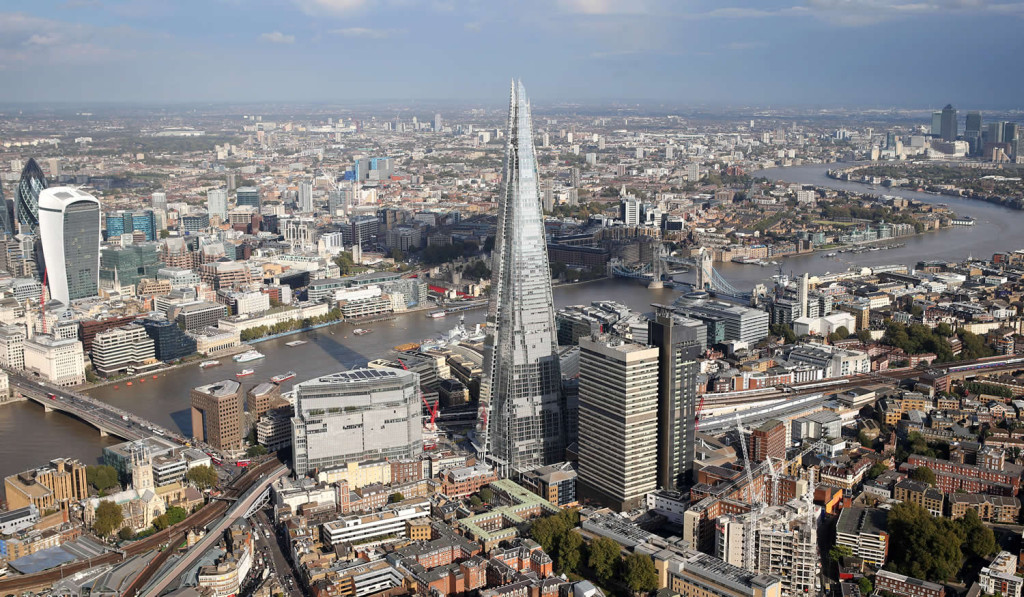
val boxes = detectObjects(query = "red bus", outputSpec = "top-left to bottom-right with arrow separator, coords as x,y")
236,460 -> 250,467
211,457 -> 222,466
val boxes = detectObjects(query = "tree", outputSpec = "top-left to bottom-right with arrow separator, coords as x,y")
389,492 -> 405,503
858,577 -> 873,595
87,465 -> 120,493
867,461 -> 888,479
857,329 -> 873,343
93,500 -> 124,537
557,530 -> 584,574
470,495 -> 483,507
246,445 -> 268,457
910,466 -> 936,486
960,508 -> 997,559
828,544 -> 853,564
186,465 -> 218,490
622,552 -> 658,594
886,501 -> 963,582
118,527 -> 135,541
588,537 -> 621,584
478,487 -> 494,504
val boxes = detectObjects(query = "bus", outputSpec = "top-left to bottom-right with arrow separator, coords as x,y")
211,457 -> 223,466
236,460 -> 251,467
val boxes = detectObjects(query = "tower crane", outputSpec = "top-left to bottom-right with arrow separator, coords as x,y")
735,414 -> 763,572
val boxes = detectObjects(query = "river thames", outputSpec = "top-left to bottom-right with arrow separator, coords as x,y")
2,163 -> 1022,484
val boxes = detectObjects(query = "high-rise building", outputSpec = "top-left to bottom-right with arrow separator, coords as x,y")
14,158 -> 47,235
38,187 -> 101,305
931,111 -> 942,136
236,186 -> 260,210
0,182 -> 13,237
648,312 -> 703,489
105,209 -> 157,242
91,324 -> 156,377
99,243 -> 162,289
480,81 -> 564,475
940,104 -> 957,141
191,380 -> 244,451
750,419 -> 786,463
434,113 -> 443,132
577,336 -> 660,511
291,368 -> 422,477
966,111 -> 983,136
298,181 -> 313,213
207,189 -> 228,220
151,191 -> 167,212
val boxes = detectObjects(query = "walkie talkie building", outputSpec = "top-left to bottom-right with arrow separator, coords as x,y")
480,81 -> 564,476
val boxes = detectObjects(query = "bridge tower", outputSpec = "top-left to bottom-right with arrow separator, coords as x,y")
696,247 -> 714,291
648,244 -> 667,289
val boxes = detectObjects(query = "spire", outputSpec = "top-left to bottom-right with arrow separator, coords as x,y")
479,81 -> 563,475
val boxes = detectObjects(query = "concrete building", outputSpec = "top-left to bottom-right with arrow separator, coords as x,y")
191,380 -> 244,452
785,343 -> 870,378
4,458 -> 88,511
750,419 -> 786,463
980,551 -> 1021,597
91,324 -> 157,377
23,334 -> 86,386
578,336 -> 659,511
875,570 -> 945,597
291,368 -> 422,477
0,324 -> 26,370
656,549 -> 782,597
835,506 -> 889,566
320,497 -> 430,546
671,294 -> 769,345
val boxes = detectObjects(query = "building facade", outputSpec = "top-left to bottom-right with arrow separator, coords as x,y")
38,187 -> 101,304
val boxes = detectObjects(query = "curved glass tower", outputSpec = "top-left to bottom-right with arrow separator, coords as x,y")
15,158 -> 48,235
38,187 -> 101,304
480,81 -> 563,476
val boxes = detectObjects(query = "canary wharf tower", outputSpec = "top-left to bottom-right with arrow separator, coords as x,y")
479,81 -> 564,476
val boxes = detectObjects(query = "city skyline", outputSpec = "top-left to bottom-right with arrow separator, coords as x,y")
2,1 -> 1024,107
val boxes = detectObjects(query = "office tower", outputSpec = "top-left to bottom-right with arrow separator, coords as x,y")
480,81 -> 564,475
577,337 -> 660,511
940,104 -> 957,141
931,111 -> 942,136
672,294 -> 770,345
434,113 -> 443,132
38,187 -> 101,305
750,419 -> 786,462
798,272 -> 809,318
99,243 -> 162,289
966,111 -> 982,136
621,196 -> 642,226
104,209 -> 157,242
15,158 -> 47,235
207,189 -> 228,220
151,191 -> 167,212
648,312 -> 703,489
226,172 -> 237,191
291,368 -> 422,477
298,181 -> 313,213
236,186 -> 260,209
0,183 -> 12,237
191,380 -> 244,451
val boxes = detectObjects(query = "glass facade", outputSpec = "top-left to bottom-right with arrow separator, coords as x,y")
15,158 -> 47,235
0,183 -> 12,236
105,210 -> 157,241
63,200 -> 101,300
236,187 -> 260,209
99,243 -> 163,288
481,82 -> 564,475
141,318 -> 196,361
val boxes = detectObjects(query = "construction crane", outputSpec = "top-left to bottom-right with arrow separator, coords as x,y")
765,456 -> 780,507
396,358 -> 439,429
735,414 -> 762,572
694,394 -> 706,431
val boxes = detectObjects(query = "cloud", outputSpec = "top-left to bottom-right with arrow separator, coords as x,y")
260,31 -> 296,44
332,27 -> 402,38
0,12 -> 123,68
464,21 -> 483,31
556,0 -> 657,14
294,0 -> 371,15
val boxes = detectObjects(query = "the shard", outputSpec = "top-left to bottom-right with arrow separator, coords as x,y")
479,81 -> 563,476
15,158 -> 48,235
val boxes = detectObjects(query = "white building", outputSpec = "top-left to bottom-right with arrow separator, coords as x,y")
785,343 -> 869,378
791,312 -> 856,338
91,324 -> 156,376
0,324 -> 26,370
320,498 -> 430,546
207,189 -> 229,220
23,334 -> 86,386
980,552 -> 1022,597
291,368 -> 422,477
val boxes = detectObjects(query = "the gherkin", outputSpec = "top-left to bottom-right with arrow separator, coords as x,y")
479,81 -> 563,476
15,158 -> 47,235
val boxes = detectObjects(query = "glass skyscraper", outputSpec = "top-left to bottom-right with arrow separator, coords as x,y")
105,209 -> 157,241
480,81 -> 564,476
236,187 -> 260,209
38,187 -> 101,304
15,158 -> 47,235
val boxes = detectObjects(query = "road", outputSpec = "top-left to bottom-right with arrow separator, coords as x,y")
141,464 -> 288,596
0,457 -> 285,595
8,371 -> 184,444
253,509 -> 303,597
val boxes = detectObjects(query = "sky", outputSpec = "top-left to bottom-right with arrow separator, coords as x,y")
2,0 -> 1024,108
